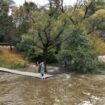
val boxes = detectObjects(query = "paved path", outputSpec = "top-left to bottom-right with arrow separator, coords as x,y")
0,67 -> 52,79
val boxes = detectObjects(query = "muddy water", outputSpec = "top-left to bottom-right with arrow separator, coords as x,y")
0,72 -> 105,105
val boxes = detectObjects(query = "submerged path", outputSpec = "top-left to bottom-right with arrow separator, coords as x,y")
0,67 -> 52,79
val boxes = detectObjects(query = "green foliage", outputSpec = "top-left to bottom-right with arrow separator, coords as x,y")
16,37 -> 35,52
90,35 -> 105,56
27,53 -> 43,62
57,49 -> 72,61
10,61 -> 27,69
0,15 -> 14,42
0,59 -> 27,69
17,20 -> 30,35
58,27 -> 95,73
26,46 -> 37,62
88,9 -> 105,31
47,53 -> 58,63
0,0 -> 15,43
26,51 -> 58,64
12,1 -> 37,37
16,34 -> 38,62
29,11 -> 67,48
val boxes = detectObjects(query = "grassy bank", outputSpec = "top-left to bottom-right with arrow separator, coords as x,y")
0,46 -> 27,69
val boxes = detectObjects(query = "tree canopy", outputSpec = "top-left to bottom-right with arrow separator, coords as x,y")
1,0 -> 105,72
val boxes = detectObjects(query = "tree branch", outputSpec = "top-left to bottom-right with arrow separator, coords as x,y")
43,20 -> 51,43
38,29 -> 45,47
34,43 -> 43,49
53,21 -> 67,41
83,0 -> 95,19
48,21 -> 67,50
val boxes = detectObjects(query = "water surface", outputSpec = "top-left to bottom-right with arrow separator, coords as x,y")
0,72 -> 105,105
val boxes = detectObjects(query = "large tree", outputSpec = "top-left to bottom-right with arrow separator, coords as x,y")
16,0 -> 105,73
19,0 -> 69,72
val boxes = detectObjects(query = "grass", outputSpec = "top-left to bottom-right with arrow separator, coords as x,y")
0,46 -> 27,69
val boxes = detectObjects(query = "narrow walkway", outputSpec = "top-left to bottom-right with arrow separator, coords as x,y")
0,67 -> 52,79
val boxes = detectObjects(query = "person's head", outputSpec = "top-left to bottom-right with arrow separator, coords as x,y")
41,61 -> 44,64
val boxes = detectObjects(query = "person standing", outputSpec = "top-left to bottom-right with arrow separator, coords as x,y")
64,58 -> 68,71
40,62 -> 45,79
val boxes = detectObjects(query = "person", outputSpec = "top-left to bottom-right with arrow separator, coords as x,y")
40,62 -> 45,79
64,58 -> 68,71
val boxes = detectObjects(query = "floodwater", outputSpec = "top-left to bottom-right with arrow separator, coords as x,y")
0,70 -> 105,105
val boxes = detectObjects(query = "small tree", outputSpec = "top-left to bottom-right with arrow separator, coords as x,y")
59,27 -> 95,73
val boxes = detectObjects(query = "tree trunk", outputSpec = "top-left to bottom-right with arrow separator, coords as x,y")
43,49 -> 48,73
10,44 -> 13,51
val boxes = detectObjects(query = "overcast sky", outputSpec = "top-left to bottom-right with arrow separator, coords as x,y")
14,0 -> 77,7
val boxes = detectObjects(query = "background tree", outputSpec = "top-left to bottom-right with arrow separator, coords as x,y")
11,1 -> 38,44
0,0 -> 15,45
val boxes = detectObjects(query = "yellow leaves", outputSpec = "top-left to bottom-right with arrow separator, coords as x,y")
89,9 -> 105,22
90,34 -> 105,55
87,9 -> 105,32
31,11 -> 50,30
51,19 -> 63,29
75,9 -> 84,17
22,34 -> 33,41
95,9 -> 105,16
71,9 -> 85,22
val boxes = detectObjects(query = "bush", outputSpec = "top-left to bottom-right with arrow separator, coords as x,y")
26,51 -> 42,62
57,50 -> 72,61
58,27 -> 96,73
47,53 -> 58,63
26,52 -> 58,64
16,39 -> 34,52
90,35 -> 105,56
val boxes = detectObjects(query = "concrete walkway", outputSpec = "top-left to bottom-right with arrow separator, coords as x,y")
0,67 -> 52,79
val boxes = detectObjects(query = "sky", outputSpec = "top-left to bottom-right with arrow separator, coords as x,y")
14,0 -> 77,7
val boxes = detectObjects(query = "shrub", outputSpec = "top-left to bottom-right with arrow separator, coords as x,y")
58,27 -> 96,73
16,39 -> 34,52
47,53 -> 58,63
90,35 -> 105,56
26,46 -> 38,62
26,52 -> 58,64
